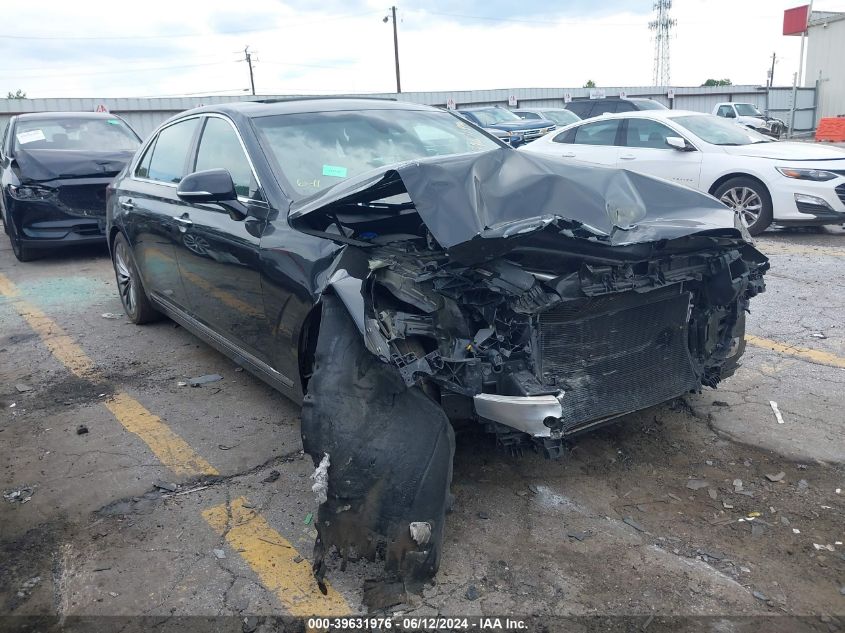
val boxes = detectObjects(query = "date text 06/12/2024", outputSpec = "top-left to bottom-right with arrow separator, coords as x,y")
306,617 -> 528,630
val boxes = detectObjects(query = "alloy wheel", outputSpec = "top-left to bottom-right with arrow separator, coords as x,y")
114,240 -> 137,315
719,186 -> 763,228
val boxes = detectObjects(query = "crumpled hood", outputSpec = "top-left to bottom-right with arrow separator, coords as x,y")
13,149 -> 135,183
290,148 -> 747,251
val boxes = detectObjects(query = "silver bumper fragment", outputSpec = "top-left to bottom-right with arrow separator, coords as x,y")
473,392 -> 564,437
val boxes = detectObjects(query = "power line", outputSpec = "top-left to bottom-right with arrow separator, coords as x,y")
2,61 -> 232,80
0,11 -> 380,40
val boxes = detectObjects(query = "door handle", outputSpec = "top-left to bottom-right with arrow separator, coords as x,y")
173,215 -> 193,227
120,199 -> 134,210
619,154 -> 637,160
561,152 -> 576,158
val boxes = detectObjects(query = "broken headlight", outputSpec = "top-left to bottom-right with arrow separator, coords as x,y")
7,184 -> 54,201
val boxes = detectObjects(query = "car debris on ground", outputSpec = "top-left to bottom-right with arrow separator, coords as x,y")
769,401 -> 785,424
188,374 -> 223,387
4,486 -> 36,504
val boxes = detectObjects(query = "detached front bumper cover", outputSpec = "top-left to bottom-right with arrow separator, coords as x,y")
474,392 -> 564,438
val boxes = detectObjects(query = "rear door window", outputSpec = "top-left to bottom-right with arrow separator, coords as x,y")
572,119 -> 622,146
194,117 -> 258,198
146,118 -> 200,184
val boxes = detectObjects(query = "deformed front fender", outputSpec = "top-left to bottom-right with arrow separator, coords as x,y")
301,294 -> 455,609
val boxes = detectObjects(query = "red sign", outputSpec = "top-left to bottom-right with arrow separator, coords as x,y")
783,5 -> 810,35
94,103 -> 109,113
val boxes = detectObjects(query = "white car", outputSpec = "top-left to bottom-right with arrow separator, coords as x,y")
713,102 -> 785,139
519,110 -> 845,235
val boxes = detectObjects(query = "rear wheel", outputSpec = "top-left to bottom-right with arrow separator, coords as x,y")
714,177 -> 773,236
111,232 -> 159,324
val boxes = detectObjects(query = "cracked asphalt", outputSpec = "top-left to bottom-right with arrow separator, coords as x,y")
1,227 -> 843,622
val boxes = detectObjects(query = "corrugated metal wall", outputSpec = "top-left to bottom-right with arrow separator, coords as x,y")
806,14 -> 845,120
0,84 -> 816,140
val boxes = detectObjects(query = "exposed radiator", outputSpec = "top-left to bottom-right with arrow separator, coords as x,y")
538,285 -> 699,433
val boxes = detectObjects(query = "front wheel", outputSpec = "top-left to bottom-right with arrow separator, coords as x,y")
111,232 -> 160,324
714,177 -> 773,236
8,221 -> 38,262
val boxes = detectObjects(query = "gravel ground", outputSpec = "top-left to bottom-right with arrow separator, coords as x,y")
1,226 -> 843,626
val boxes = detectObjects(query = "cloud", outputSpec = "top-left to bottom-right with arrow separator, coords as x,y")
0,0 -> 827,98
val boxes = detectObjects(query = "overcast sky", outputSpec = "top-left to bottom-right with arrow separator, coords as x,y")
1,0 -> 842,98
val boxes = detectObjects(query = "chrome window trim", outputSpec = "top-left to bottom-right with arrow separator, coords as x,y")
130,113 -> 265,202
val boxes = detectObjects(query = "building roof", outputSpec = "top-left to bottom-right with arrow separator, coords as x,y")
808,10 -> 845,28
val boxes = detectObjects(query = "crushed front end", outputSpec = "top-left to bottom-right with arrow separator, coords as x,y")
361,231 -> 766,456
292,148 -> 768,605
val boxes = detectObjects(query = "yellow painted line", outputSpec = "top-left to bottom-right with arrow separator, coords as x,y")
0,272 -> 217,477
756,242 -> 845,258
103,393 -> 218,476
747,334 -> 845,369
203,497 -> 350,617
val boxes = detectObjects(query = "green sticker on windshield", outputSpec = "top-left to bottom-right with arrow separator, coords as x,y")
322,164 -> 348,178
107,119 -> 121,125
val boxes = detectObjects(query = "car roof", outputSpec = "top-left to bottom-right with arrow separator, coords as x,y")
582,109 -> 705,121
185,97 -> 435,119
14,111 -> 124,121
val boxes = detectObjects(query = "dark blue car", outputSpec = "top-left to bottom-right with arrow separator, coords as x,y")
455,106 -> 555,146
0,112 -> 141,261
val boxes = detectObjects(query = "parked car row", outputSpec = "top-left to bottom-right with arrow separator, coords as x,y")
2,96 -> 843,263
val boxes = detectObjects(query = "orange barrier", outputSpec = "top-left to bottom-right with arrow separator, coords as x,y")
815,117 -> 845,142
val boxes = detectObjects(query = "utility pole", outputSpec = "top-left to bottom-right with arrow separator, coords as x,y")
243,45 -> 256,96
768,52 -> 776,87
384,7 -> 401,93
797,0 -> 813,86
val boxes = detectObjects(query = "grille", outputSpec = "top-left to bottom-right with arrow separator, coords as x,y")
538,286 -> 699,432
58,184 -> 108,215
522,127 -> 550,142
836,183 -> 845,206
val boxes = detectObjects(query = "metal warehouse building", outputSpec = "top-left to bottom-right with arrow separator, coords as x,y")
805,10 -> 845,119
1,84 -> 817,141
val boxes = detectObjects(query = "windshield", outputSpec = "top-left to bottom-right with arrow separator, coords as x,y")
13,117 -> 140,152
629,99 -> 667,111
734,103 -> 763,117
671,114 -> 774,146
540,110 -> 580,126
467,108 -> 522,126
252,109 -> 500,198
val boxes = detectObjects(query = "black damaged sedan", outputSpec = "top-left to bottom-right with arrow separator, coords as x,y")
1,111 -> 140,261
106,98 -> 768,605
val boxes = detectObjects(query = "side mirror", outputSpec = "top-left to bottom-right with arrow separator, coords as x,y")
725,111 -> 736,119
177,168 -> 247,220
666,136 -> 692,151
177,168 -> 237,203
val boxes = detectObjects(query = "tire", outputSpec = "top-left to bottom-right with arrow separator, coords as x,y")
111,232 -> 160,324
7,220 -> 38,262
714,177 -> 773,236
